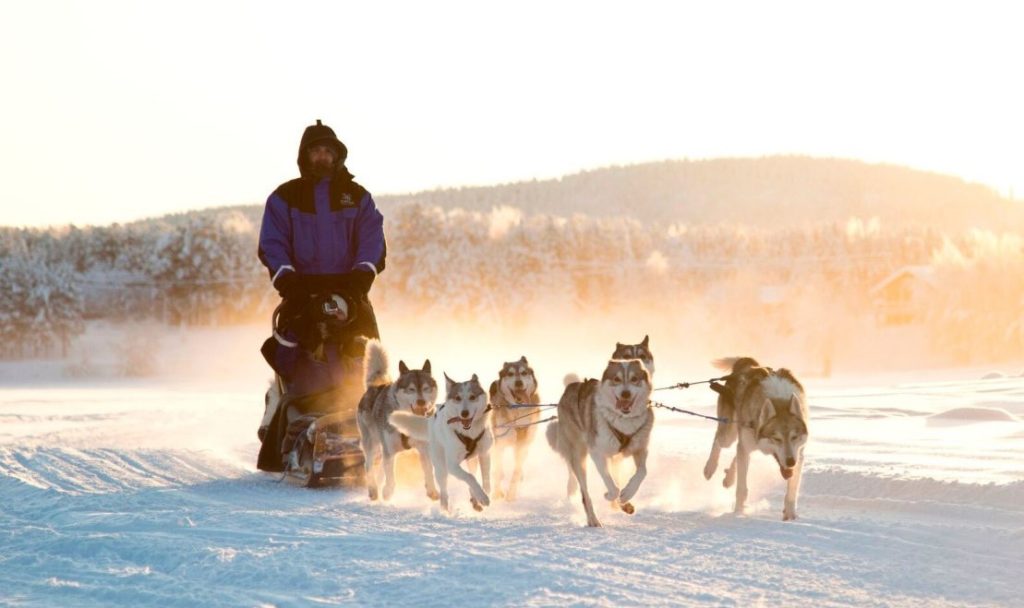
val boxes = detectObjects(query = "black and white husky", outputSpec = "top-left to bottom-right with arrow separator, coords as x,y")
356,340 -> 438,501
390,374 -> 494,513
489,356 -> 541,500
546,359 -> 655,527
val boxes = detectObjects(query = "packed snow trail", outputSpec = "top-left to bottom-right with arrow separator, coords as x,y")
1,375 -> 1022,606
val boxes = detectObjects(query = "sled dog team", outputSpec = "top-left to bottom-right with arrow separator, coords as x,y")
355,336 -> 809,527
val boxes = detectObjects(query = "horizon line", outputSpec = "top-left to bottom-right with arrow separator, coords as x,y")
4,154 -> 1017,230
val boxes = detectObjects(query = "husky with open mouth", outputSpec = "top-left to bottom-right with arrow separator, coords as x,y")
356,340 -> 438,502
489,356 -> 541,500
546,359 -> 654,527
390,373 -> 493,512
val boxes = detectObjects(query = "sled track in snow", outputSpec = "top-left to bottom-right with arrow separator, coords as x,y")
0,447 -> 239,495
1,443 -> 1022,606
2,374 -> 1023,606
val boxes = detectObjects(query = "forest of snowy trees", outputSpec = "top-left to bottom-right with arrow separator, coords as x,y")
2,203 -> 1021,362
2,158 -> 1022,363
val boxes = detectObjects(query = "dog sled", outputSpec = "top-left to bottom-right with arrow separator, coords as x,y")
257,289 -> 376,488
282,408 -> 365,487
259,375 -> 368,487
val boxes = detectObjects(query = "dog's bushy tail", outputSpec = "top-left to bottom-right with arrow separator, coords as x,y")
563,373 -> 581,387
364,339 -> 391,387
712,356 -> 759,373
545,420 -> 560,452
389,411 -> 429,441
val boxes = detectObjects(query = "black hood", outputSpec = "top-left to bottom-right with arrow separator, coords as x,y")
297,119 -> 351,179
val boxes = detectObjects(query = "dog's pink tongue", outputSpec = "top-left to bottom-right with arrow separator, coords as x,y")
616,398 -> 633,412
446,416 -> 473,429
780,466 -> 794,480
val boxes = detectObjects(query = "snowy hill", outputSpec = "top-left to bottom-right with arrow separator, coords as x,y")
116,156 -> 1020,232
375,156 -> 1020,231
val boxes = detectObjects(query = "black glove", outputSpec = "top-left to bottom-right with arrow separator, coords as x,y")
302,271 -> 374,297
347,269 -> 375,295
274,271 -> 306,301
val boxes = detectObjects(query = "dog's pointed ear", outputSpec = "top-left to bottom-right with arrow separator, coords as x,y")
444,372 -> 455,394
470,373 -> 479,385
422,359 -> 431,374
641,335 -> 649,347
789,394 -> 802,417
758,398 -> 776,428
518,355 -> 527,365
399,360 -> 409,375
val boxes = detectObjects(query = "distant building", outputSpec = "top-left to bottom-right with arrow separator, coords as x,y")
869,265 -> 937,325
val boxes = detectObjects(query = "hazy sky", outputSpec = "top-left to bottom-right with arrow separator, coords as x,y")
2,1 -> 1022,227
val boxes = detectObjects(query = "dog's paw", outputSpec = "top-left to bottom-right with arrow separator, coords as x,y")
586,517 -> 603,528
367,487 -> 379,501
470,497 -> 484,512
604,488 -> 620,502
783,505 -> 798,521
425,488 -> 440,501
494,488 -> 506,500
723,469 -> 736,488
620,501 -> 635,515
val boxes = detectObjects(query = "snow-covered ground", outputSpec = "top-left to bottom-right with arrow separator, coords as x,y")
1,325 -> 1022,607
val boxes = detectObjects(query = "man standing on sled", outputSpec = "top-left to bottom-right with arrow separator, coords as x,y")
256,119 -> 386,471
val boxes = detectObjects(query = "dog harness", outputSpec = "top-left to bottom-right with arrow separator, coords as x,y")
609,425 -> 633,453
606,409 -> 652,454
454,429 -> 486,460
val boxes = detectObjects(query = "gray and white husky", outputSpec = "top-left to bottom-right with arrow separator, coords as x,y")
489,356 -> 541,500
390,373 -> 494,513
546,359 -> 655,527
612,335 -> 655,377
356,340 -> 438,502
702,357 -> 809,521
